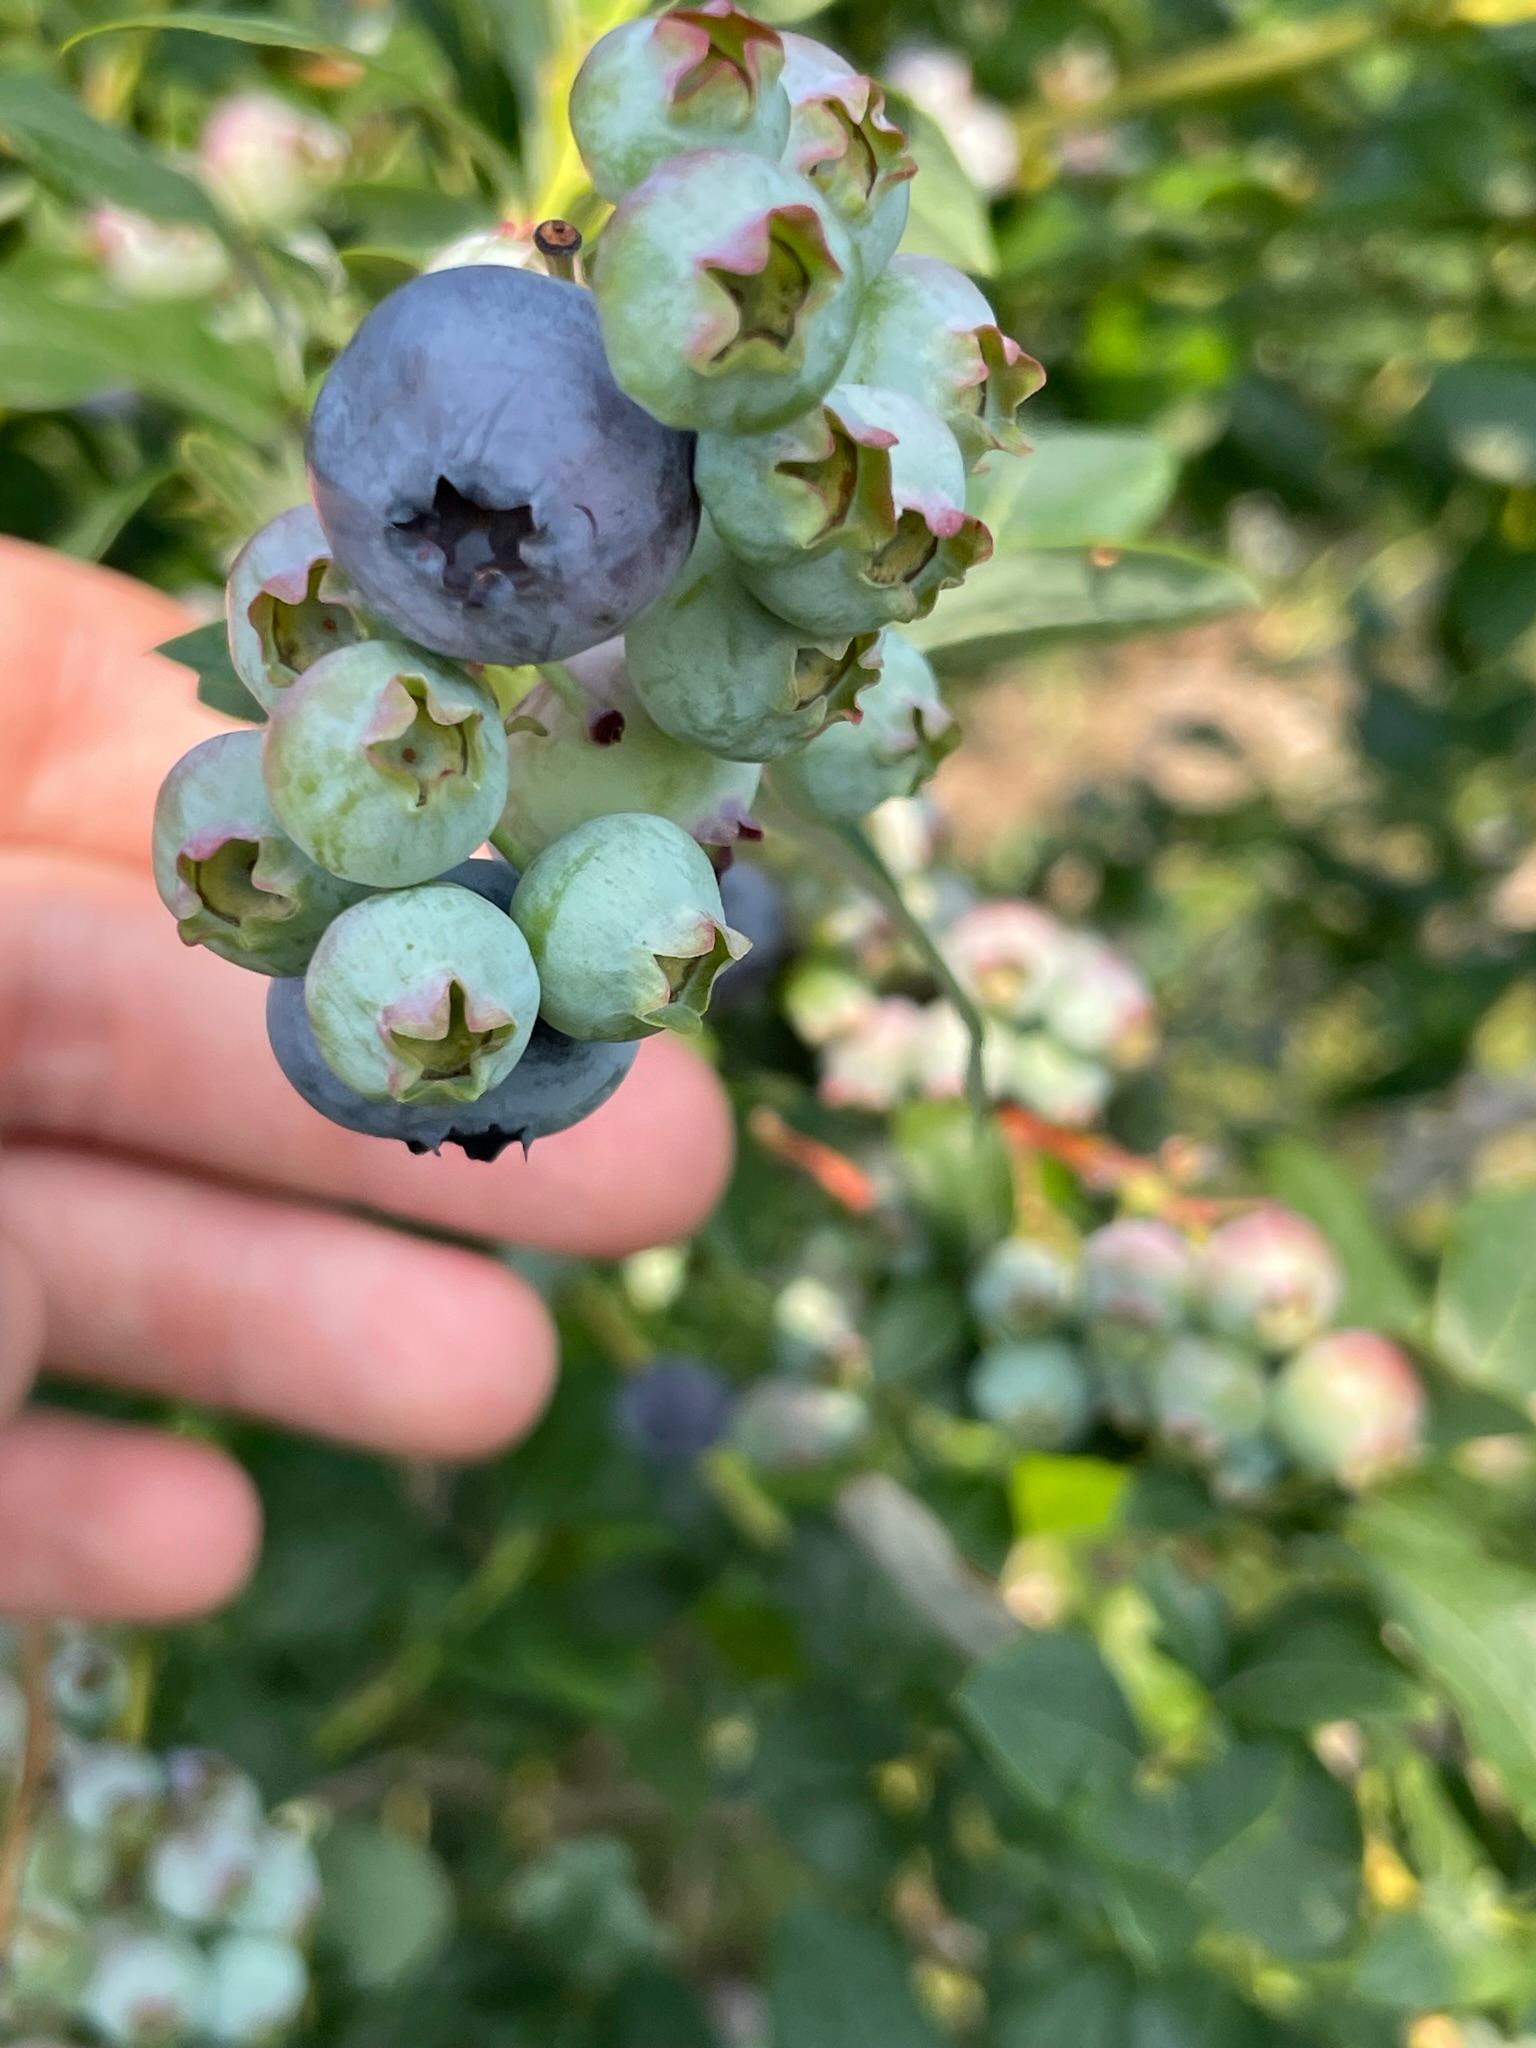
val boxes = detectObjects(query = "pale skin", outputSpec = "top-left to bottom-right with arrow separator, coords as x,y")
0,538 -> 734,1620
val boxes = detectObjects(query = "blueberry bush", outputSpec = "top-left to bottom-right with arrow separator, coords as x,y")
5,3 -> 1536,2046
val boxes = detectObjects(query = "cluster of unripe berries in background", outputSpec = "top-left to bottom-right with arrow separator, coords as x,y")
2,1631 -> 319,2047
150,1 -> 1041,1157
967,1204 -> 1429,1495
786,867 -> 1157,1124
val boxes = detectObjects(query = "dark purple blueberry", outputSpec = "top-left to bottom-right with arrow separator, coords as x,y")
712,859 -> 788,1011
616,1357 -> 736,1463
307,266 -> 698,666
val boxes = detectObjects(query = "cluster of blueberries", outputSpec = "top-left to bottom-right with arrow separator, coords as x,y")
967,1205 -> 1430,1496
2,1632 -> 319,2046
152,2 -> 1040,1159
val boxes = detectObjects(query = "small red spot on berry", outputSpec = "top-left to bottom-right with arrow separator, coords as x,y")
589,708 -> 626,746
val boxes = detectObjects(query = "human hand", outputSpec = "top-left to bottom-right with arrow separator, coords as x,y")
0,538 -> 734,1621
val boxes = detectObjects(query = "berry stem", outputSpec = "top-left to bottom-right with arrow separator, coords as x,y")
0,1619 -> 55,1958
534,217 -> 583,283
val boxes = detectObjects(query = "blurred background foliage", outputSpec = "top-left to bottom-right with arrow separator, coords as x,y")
7,0 -> 1536,2044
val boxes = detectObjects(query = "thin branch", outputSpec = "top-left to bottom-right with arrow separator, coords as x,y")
0,1621 -> 54,1955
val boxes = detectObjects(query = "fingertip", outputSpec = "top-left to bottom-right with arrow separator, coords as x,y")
0,1229 -> 44,1419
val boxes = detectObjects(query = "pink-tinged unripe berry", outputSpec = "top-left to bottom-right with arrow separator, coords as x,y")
1199,1205 -> 1344,1354
778,31 -> 915,271
88,206 -> 228,300
1271,1330 -> 1428,1489
941,900 -> 1066,1024
225,503 -> 371,711
818,996 -> 926,1110
911,1002 -> 1024,1105
1080,1218 -> 1194,1358
771,628 -> 957,821
1040,935 -> 1157,1070
969,1235 -> 1078,1338
571,5 -> 790,204
198,91 -> 346,230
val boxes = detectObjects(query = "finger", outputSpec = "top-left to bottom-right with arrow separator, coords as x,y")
0,1227 -> 44,1422
0,537 -> 219,870
0,856 -> 734,1258
0,1411 -> 260,1620
0,1149 -> 557,1457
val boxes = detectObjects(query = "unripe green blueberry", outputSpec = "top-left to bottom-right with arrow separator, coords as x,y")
263,641 -> 507,888
153,732 -> 367,976
941,901 -> 1066,1023
1271,1330 -> 1428,1489
783,958 -> 877,1046
733,1381 -> 870,1471
512,813 -> 749,1041
165,1752 -> 264,1835
58,1744 -> 166,1846
770,628 -> 956,820
911,1001 -> 1028,1103
493,640 -> 761,866
847,254 -> 1044,467
741,387 -> 991,638
146,1824 -> 259,1929
81,1928 -> 211,2047
1150,1334 -> 1268,1463
571,5 -> 790,203
204,1933 -> 309,2044
1080,1219 -> 1194,1361
1198,1205 -> 1344,1354
1041,935 -> 1157,1070
778,31 -> 914,273
969,1235 -> 1078,1338
49,1631 -> 131,1735
818,995 -> 926,1110
305,884 -> 539,1104
1210,1433 -> 1286,1505
592,148 -> 861,433
225,502 -> 369,710
1005,1032 -> 1114,1129
626,520 -> 882,761
970,1339 -> 1095,1449
694,388 -> 907,567
229,1827 -> 322,1942
8,1892 -> 90,2010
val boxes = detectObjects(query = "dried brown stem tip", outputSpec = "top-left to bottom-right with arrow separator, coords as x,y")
534,218 -> 584,282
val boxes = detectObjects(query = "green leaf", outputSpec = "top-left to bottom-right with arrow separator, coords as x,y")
768,1904 -> 944,2048
1433,1187 -> 1536,1407
316,1823 -> 456,1991
60,10 -> 351,56
959,1629 -> 1141,1812
157,622 -> 267,725
1214,1593 -> 1421,1733
54,462 -> 174,562
1353,1484 -> 1536,1835
897,102 -> 996,276
913,546 -> 1257,670
1353,1901 -> 1536,2013
0,74 -> 222,228
998,1958 -> 1135,2047
1417,361 -> 1536,488
971,428 -> 1179,548
868,1277 -> 968,1386
1010,1453 -> 1130,1537
1186,1742 -> 1361,1959
1261,1138 -> 1426,1336
893,1100 -> 1014,1260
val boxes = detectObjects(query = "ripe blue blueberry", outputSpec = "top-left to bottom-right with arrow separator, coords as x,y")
225,502 -> 369,711
592,148 -> 862,433
307,264 -> 697,665
153,732 -> 367,975
969,1338 -> 1095,1449
778,30 -> 914,273
616,1357 -> 736,1463
712,859 -> 788,1010
847,255 -> 1044,468
262,641 -> 507,889
626,519 -> 882,761
770,628 -> 956,821
512,812 -> 749,1041
571,4 -> 790,203
494,639 -> 761,867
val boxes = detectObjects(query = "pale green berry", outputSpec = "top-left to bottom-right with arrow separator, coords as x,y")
512,813 -> 749,1042
571,4 -> 790,203
741,386 -> 991,637
770,628 -> 956,820
970,1339 -> 1095,1449
1041,934 -> 1157,1069
81,1928 -> 211,2047
733,1381 -> 870,1470
204,1933 -> 309,2043
58,1743 -> 166,1844
262,641 -> 507,888
229,1826 -> 322,1942
782,959 -> 877,1046
969,1236 -> 1078,1338
941,901 -> 1067,1024
1211,1434 -> 1286,1504
911,1001 -> 1028,1103
817,995 -> 925,1110
592,148 -> 861,433
225,502 -> 369,709
1150,1335 -> 1268,1463
305,884 -> 539,1104
8,1892 -> 90,2009
778,31 -> 914,272
165,1752 -> 264,1835
1080,1219 -> 1194,1362
146,1825 -> 258,1928
626,518 -> 882,762
1004,1032 -> 1114,1128
49,1631 -> 131,1735
153,732 -> 367,976
494,640 -> 761,867
847,254 -> 1044,467
1271,1330 -> 1427,1489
